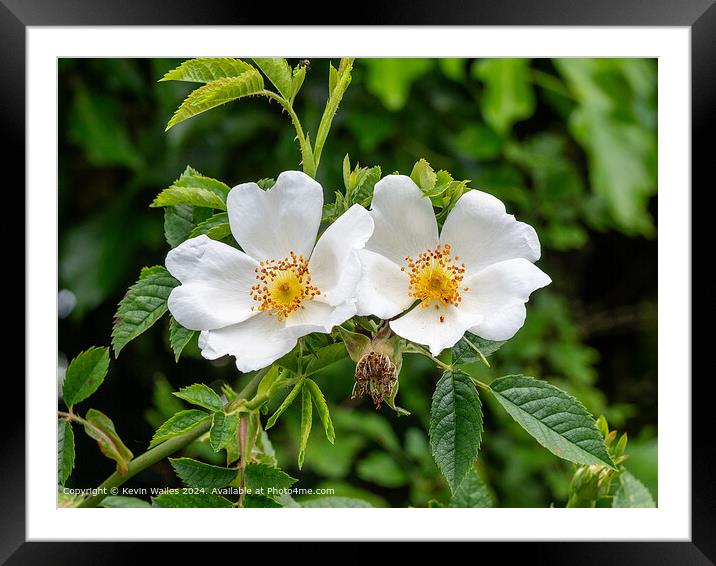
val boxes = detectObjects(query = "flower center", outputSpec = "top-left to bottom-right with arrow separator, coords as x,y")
250,251 -> 320,320
402,243 -> 466,313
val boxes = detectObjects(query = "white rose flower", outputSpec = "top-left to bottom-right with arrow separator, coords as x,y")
166,171 -> 374,372
356,175 -> 551,356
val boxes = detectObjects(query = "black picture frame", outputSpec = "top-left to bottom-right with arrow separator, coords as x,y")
7,0 -> 712,563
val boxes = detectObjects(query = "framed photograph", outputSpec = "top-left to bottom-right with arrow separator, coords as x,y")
8,0 -> 710,562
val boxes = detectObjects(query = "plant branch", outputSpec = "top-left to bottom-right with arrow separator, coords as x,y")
262,89 -> 316,177
404,343 -> 452,371
76,417 -> 211,508
404,344 -> 491,391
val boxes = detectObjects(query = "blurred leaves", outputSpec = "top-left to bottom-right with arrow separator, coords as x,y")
554,59 -> 657,235
362,58 -> 433,111
473,58 -> 535,135
68,85 -> 143,170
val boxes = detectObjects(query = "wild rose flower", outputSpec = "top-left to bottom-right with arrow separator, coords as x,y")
166,171 -> 374,372
356,175 -> 550,356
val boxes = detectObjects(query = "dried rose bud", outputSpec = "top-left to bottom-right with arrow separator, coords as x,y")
352,351 -> 398,409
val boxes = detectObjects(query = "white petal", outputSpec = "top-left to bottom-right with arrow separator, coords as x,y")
309,204 -> 374,306
227,170 -> 323,262
390,304 -> 482,357
440,189 -> 541,274
198,313 -> 297,372
355,249 -> 413,319
166,235 -> 259,330
461,258 -> 551,341
366,175 -> 439,265
282,299 -> 357,335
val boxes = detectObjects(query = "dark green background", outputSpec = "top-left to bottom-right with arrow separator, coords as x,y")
58,58 -> 657,507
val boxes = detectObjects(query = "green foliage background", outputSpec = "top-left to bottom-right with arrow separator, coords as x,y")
58,58 -> 657,507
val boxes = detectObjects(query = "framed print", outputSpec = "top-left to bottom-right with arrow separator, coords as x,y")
6,0 -> 712,562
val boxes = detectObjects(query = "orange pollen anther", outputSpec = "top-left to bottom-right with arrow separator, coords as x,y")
250,251 -> 320,320
403,243 -> 466,311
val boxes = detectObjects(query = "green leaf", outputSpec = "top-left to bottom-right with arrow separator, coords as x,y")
174,166 -> 231,195
305,343 -> 349,375
356,452 -> 408,488
57,419 -> 75,485
256,177 -> 276,190
160,58 -> 255,83
304,379 -> 335,444
474,58 -> 535,135
244,463 -> 297,494
163,205 -> 194,248
112,267 -> 178,356
209,411 -> 239,452
265,379 -> 303,430
452,332 -> 505,366
342,153 -> 351,188
153,168 -> 230,211
335,326 -> 372,363
151,186 -> 226,210
449,469 -> 494,507
490,375 -> 616,469
329,63 -> 339,95
299,496 -> 373,508
612,471 -> 656,508
153,492 -> 233,508
62,346 -> 110,408
150,409 -> 210,448
169,457 -> 237,488
100,496 -> 151,508
429,370 -> 483,493
252,368 -> 280,406
353,165 -> 381,205
83,409 -> 133,475
169,316 -> 196,362
139,265 -> 166,279
253,58 -> 293,99
410,158 -> 437,194
189,212 -> 231,240
166,69 -> 265,130
298,384 -> 313,469
289,64 -> 307,103
173,383 -> 225,411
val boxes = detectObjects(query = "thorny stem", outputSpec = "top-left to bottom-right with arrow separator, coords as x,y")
261,90 -> 317,178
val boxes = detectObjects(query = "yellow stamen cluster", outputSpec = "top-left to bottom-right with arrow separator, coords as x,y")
402,243 -> 466,315
250,251 -> 320,320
